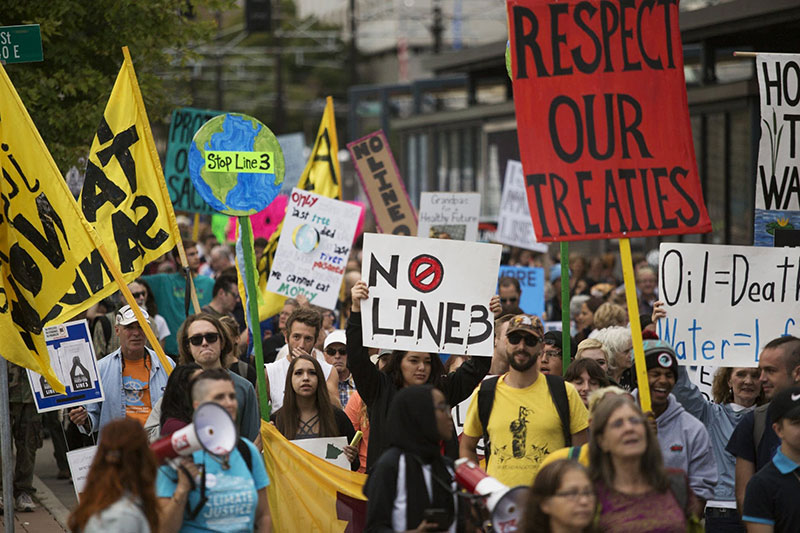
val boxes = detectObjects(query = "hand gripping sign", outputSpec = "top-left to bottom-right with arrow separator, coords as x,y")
361,234 -> 502,356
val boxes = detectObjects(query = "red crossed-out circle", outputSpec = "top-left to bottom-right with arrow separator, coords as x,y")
408,254 -> 444,293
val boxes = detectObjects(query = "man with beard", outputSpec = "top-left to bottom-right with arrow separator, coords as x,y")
460,314 -> 589,486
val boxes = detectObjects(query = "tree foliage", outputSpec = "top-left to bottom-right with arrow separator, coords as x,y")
2,0 -> 231,173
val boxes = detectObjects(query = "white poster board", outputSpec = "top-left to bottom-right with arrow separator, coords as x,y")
495,161 -> 548,253
361,234 -> 502,356
267,188 -> 362,309
27,320 -> 104,413
291,436 -> 349,469
67,445 -> 98,501
417,192 -> 481,241
658,242 -> 800,366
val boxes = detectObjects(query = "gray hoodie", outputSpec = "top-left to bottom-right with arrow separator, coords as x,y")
633,390 -> 718,501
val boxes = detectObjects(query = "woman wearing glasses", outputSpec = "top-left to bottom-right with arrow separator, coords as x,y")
272,354 -> 360,471
176,313 -> 261,442
589,395 -> 697,532
522,460 -> 598,533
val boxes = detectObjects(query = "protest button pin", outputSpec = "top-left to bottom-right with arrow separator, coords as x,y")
408,254 -> 444,293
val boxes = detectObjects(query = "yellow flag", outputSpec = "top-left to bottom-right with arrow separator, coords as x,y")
0,63 -> 114,393
71,47 -> 178,319
261,422 -> 367,531
254,97 -> 342,321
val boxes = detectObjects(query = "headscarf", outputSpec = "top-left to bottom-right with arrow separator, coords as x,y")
386,385 -> 455,529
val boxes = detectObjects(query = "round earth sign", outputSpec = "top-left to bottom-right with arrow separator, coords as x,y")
188,113 -> 285,216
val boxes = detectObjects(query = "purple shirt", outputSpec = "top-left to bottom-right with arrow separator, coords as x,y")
595,480 -> 686,533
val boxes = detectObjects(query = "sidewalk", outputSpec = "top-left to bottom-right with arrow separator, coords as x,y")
0,476 -> 69,532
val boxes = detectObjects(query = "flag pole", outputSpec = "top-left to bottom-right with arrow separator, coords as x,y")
619,238 -> 650,412
0,358 -> 15,532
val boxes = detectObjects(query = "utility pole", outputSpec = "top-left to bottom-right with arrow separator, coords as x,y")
215,11 -> 224,110
431,0 -> 444,54
349,0 -> 357,87
274,0 -> 285,128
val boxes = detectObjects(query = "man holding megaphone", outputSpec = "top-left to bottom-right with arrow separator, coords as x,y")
156,368 -> 272,532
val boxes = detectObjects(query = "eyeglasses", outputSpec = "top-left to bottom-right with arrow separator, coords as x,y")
131,291 -> 146,299
542,348 -> 562,359
507,332 -> 541,347
188,332 -> 220,346
553,488 -> 595,501
325,347 -> 347,357
607,415 -> 645,430
500,297 -> 518,304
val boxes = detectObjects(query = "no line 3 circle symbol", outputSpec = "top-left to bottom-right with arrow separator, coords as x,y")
408,254 -> 444,293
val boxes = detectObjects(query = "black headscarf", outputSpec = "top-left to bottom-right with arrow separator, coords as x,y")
387,385 -> 455,530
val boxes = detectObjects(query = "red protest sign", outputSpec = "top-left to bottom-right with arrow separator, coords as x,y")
507,0 -> 712,242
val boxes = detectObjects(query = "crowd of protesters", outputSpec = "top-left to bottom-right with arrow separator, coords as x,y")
6,220 -> 799,533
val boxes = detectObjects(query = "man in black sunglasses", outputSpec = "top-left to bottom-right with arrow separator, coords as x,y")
498,276 -> 524,316
460,314 -> 589,487
322,330 -> 356,408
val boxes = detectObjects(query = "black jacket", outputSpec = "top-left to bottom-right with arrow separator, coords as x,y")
346,311 -> 490,470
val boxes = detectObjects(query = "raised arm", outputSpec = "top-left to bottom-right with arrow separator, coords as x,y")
346,281 -> 384,406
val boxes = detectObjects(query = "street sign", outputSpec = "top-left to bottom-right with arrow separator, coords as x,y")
0,24 -> 43,64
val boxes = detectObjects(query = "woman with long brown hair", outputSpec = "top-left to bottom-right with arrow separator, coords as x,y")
272,354 -> 359,470
68,418 -> 158,532
522,459 -> 597,533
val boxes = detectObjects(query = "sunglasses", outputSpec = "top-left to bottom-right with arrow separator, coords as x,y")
507,332 -> 541,347
131,291 -> 147,299
500,297 -> 518,304
188,332 -> 220,346
325,347 -> 347,357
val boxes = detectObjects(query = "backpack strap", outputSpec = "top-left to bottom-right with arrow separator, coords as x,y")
752,404 -> 770,459
544,374 -> 572,447
236,437 -> 253,472
477,376 -> 500,465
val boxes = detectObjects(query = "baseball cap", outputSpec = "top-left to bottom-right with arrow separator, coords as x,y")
370,349 -> 393,365
115,304 -> 149,326
768,385 -> 800,422
544,330 -> 577,357
506,314 -> 544,339
323,329 -> 346,350
642,339 -> 678,381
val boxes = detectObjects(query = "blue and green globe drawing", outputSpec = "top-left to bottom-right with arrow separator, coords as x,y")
188,113 -> 285,216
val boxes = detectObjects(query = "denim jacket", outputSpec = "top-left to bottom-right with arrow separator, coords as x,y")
82,347 -> 172,435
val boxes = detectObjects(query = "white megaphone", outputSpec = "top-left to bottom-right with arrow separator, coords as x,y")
150,402 -> 237,462
454,458 -> 529,533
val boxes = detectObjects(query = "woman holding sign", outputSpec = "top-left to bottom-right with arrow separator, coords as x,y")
346,280 -> 495,471
272,354 -> 360,471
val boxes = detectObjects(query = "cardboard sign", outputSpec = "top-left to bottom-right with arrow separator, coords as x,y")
754,54 -> 800,246
507,0 -> 711,241
658,243 -> 800,366
67,446 -> 98,501
26,320 -> 104,413
498,265 -> 545,317
165,107 -> 220,214
347,130 -> 418,236
291,436 -> 350,469
495,161 -> 548,252
417,192 -> 481,241
452,396 -> 485,456
361,234 -> 502,356
267,188 -> 361,309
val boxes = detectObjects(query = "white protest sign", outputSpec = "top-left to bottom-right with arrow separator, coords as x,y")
267,188 -> 361,309
494,161 -> 548,253
754,54 -> 800,246
361,234 -> 502,356
658,242 -> 800,366
417,192 -> 481,241
67,445 -> 98,501
291,436 -> 350,469
27,320 -> 104,413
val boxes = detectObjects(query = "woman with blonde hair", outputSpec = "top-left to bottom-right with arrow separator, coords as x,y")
68,419 -> 158,532
592,303 -> 628,330
575,338 -> 613,376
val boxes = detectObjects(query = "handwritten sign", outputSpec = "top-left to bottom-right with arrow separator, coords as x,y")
26,320 -> 104,413
498,265 -> 545,317
361,234 -> 501,356
165,107 -> 219,214
754,54 -> 800,246
658,242 -> 800,366
507,0 -> 711,241
291,436 -> 350,469
347,130 -> 418,235
267,188 -> 362,309
495,161 -> 548,252
67,445 -> 98,501
417,192 -> 481,241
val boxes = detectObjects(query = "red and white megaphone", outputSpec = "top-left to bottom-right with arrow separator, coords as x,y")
150,402 -> 237,462
454,458 -> 529,533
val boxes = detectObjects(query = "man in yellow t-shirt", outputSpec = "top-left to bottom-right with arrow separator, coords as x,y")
460,314 -> 589,487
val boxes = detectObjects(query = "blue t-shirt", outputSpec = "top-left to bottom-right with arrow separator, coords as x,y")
156,439 -> 269,532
